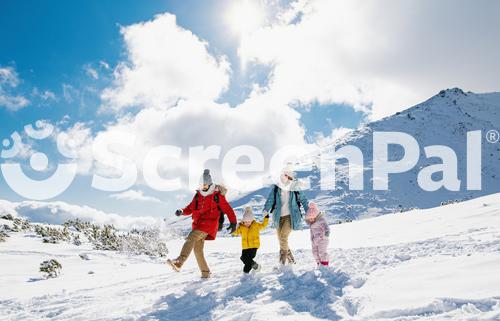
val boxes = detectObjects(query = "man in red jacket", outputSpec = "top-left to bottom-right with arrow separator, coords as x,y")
167,169 -> 237,278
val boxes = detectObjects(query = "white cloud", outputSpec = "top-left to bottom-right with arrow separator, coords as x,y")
55,122 -> 94,175
62,83 -> 79,103
109,189 -> 163,203
94,97 -> 307,195
314,127 -> 353,147
0,66 -> 20,88
239,0 -> 500,120
0,199 -> 159,230
0,66 -> 30,111
101,13 -> 231,111
32,87 -> 57,102
84,64 -> 99,80
99,61 -> 110,70
89,12 -> 310,197
40,90 -> 56,101
4,138 -> 34,161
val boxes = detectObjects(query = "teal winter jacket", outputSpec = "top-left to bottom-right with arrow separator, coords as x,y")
263,184 -> 309,230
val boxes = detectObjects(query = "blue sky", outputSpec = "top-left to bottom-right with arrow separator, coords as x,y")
0,0 -> 365,217
1,0 -> 498,220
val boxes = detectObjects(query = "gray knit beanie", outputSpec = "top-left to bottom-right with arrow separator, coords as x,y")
202,169 -> 213,185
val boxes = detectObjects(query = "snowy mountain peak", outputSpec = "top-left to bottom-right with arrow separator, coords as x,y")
419,87 -> 471,111
236,90 -> 500,220
437,87 -> 467,98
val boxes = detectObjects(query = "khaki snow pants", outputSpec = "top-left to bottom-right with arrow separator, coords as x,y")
177,229 -> 210,277
277,216 -> 292,253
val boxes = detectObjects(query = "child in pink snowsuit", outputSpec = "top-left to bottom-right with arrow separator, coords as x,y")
305,202 -> 330,266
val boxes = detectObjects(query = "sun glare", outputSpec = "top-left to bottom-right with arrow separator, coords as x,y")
226,0 -> 266,36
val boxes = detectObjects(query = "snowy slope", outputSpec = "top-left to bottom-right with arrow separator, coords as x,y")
234,88 -> 500,221
1,192 -> 499,320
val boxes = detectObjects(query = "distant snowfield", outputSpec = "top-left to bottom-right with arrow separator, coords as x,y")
1,193 -> 499,320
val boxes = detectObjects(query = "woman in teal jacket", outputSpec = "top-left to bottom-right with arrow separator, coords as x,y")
263,168 -> 309,265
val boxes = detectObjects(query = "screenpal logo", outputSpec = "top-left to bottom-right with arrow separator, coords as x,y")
0,121 -> 494,200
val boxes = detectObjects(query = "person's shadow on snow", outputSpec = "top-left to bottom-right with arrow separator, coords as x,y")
270,268 -> 350,320
137,286 -> 217,321
137,276 -> 266,321
137,269 -> 348,321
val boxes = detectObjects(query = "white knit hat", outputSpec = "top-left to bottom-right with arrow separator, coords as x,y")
282,163 -> 295,179
242,206 -> 255,222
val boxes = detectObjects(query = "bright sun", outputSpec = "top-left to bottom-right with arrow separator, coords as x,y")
226,0 -> 266,36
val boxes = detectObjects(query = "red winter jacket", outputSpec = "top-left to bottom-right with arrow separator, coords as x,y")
182,190 -> 237,240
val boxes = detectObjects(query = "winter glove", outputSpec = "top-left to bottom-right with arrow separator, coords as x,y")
227,222 -> 237,234
175,209 -> 183,217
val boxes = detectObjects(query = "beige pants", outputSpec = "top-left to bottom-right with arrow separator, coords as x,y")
277,216 -> 292,253
177,230 -> 210,277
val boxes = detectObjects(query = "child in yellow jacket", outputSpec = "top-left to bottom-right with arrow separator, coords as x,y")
232,206 -> 269,273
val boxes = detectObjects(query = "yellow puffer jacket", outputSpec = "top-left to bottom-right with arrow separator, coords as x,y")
232,216 -> 269,249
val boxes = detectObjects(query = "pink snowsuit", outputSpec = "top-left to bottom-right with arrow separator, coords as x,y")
308,212 -> 330,265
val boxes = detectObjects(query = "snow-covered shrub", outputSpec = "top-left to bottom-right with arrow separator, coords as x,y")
79,253 -> 90,260
91,224 -> 121,251
64,219 -> 93,232
121,228 -> 169,257
89,225 -> 168,257
2,224 -> 14,232
62,220 -> 168,257
0,223 -> 14,242
440,199 -> 464,206
72,234 -> 82,246
40,259 -> 62,278
0,229 -> 8,242
34,225 -> 71,243
43,236 -> 58,244
1,213 -> 14,221
11,218 -> 31,232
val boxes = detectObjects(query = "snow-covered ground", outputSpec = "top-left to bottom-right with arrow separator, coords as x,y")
1,193 -> 499,321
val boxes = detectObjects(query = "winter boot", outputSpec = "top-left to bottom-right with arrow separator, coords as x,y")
166,259 -> 182,272
287,249 -> 296,265
279,250 -> 287,265
252,262 -> 261,272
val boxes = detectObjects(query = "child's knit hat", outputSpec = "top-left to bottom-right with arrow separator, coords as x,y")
305,201 -> 320,220
242,206 -> 255,222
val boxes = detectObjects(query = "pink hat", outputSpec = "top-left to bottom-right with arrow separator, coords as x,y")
306,201 -> 319,220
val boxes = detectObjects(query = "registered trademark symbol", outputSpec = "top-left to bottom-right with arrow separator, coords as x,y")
486,129 -> 499,143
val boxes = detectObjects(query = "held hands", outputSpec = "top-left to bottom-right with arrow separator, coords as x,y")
227,222 -> 237,234
175,209 -> 183,217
